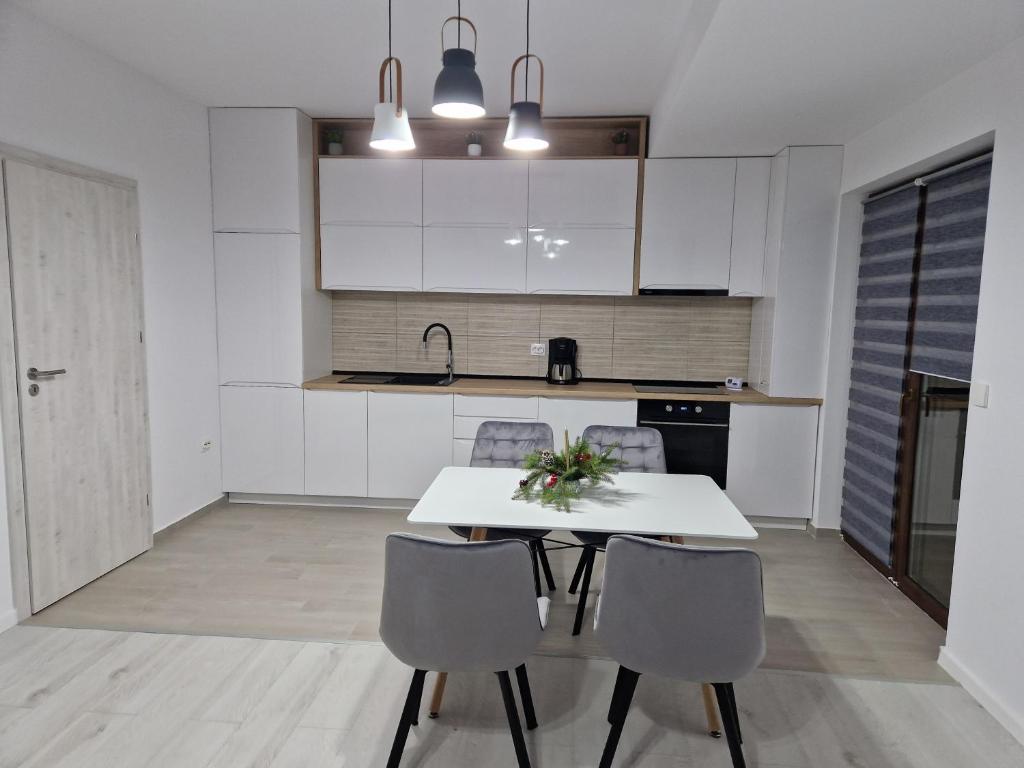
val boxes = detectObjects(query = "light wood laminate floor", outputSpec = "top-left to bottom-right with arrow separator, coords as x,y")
0,625 -> 1021,768
29,502 -> 948,683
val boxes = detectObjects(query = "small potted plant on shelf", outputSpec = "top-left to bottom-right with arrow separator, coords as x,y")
325,128 -> 344,156
611,130 -> 631,156
466,131 -> 483,157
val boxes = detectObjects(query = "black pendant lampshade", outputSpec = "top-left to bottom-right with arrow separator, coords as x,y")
505,55 -> 548,150
432,16 -> 485,118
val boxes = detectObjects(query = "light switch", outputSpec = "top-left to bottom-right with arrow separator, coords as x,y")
970,380 -> 990,408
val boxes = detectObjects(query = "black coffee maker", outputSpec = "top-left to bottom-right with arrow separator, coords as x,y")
547,337 -> 580,385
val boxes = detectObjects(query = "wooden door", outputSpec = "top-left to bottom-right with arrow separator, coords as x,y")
4,158 -> 152,611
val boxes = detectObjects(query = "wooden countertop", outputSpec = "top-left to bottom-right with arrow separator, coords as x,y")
303,375 -> 822,406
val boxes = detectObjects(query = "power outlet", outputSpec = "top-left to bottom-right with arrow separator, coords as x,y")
530,343 -> 546,356
200,438 -> 213,453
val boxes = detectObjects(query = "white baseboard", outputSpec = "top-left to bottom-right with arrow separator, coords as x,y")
0,608 -> 17,634
748,516 -> 808,530
227,493 -> 415,511
939,645 -> 1024,747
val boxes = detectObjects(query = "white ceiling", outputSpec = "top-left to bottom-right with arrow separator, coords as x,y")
13,0 -> 1024,155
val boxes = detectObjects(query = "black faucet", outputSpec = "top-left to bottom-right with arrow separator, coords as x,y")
422,322 -> 455,384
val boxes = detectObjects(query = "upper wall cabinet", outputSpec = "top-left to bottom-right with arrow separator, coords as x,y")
319,159 -> 422,226
423,160 -> 528,228
526,228 -> 636,295
729,157 -> 772,296
639,158 -> 736,291
528,160 -> 638,228
423,228 -> 526,293
320,225 -> 423,292
210,108 -> 305,233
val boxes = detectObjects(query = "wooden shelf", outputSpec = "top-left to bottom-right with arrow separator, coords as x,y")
314,116 -> 648,160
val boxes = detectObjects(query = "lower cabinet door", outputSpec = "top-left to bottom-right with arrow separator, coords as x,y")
220,385 -> 305,494
368,392 -> 454,498
538,398 -> 638,445
526,228 -> 635,295
320,224 -> 422,291
726,404 -> 818,518
453,438 -> 475,467
423,227 -> 526,293
304,390 -> 368,497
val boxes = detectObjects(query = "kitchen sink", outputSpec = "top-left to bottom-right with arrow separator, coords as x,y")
341,373 -> 456,386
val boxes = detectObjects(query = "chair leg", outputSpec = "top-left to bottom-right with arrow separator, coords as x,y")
386,669 -> 427,768
515,663 -> 538,730
497,670 -> 532,768
725,682 -> 742,744
537,540 -> 556,592
607,664 -> 629,724
599,666 -> 639,768
568,548 -> 588,594
530,541 -> 542,598
713,683 -> 746,768
572,548 -> 595,636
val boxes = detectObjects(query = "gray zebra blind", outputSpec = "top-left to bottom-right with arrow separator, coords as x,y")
841,186 -> 920,565
910,159 -> 991,381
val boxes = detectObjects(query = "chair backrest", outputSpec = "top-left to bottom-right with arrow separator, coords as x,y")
595,535 -> 765,682
470,421 -> 554,468
582,425 -> 666,473
380,533 -> 542,672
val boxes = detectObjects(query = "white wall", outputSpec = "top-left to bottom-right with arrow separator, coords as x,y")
0,5 -> 223,616
820,33 -> 1024,744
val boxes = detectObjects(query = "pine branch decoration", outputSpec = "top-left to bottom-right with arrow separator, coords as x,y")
512,430 -> 626,512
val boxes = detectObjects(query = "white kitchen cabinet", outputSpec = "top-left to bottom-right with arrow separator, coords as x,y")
318,158 -> 422,226
215,233 -> 303,385
210,108 -> 306,234
538,398 -> 638,444
319,225 -> 422,291
304,391 -> 368,497
729,157 -> 772,296
368,393 -> 454,498
526,228 -> 635,295
453,438 -> 476,467
749,147 -> 843,398
423,160 -> 528,227
528,160 -> 638,228
726,404 -> 818,519
423,228 -> 526,293
454,395 -> 540,419
639,158 -> 736,291
220,385 -> 305,494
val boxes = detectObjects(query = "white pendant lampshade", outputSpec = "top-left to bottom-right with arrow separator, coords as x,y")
504,54 -> 548,151
432,16 -> 486,119
370,57 -> 415,151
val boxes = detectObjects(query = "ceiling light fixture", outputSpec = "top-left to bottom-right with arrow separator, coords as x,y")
370,0 -> 415,151
432,2 -> 485,119
504,0 -> 548,151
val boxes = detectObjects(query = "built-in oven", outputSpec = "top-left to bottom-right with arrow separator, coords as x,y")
637,399 -> 730,488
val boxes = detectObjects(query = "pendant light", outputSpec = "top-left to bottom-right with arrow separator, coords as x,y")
432,2 -> 485,119
370,0 -> 415,151
504,0 -> 548,151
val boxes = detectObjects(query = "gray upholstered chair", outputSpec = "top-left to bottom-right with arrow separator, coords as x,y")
568,425 -> 666,635
594,535 -> 766,768
450,421 -> 558,595
380,533 -> 547,768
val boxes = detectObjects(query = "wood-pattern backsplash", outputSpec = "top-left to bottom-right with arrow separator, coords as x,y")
332,292 -> 752,381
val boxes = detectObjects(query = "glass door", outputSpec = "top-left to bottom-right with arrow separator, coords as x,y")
895,373 -> 970,625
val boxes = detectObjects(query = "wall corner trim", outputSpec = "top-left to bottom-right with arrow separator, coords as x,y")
938,645 -> 1024,748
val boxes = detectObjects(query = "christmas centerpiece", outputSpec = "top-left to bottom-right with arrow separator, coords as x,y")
512,430 -> 625,512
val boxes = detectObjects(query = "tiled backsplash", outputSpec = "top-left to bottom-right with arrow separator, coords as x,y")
332,292 -> 752,381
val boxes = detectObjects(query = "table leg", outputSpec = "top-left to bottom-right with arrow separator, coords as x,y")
701,683 -> 723,738
429,526 -> 488,718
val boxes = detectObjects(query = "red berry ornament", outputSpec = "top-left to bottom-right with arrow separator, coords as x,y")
546,474 -> 558,489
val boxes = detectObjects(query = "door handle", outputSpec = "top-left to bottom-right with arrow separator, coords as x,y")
27,367 -> 67,380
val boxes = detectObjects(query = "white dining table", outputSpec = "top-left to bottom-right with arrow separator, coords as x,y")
406,465 -> 759,737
